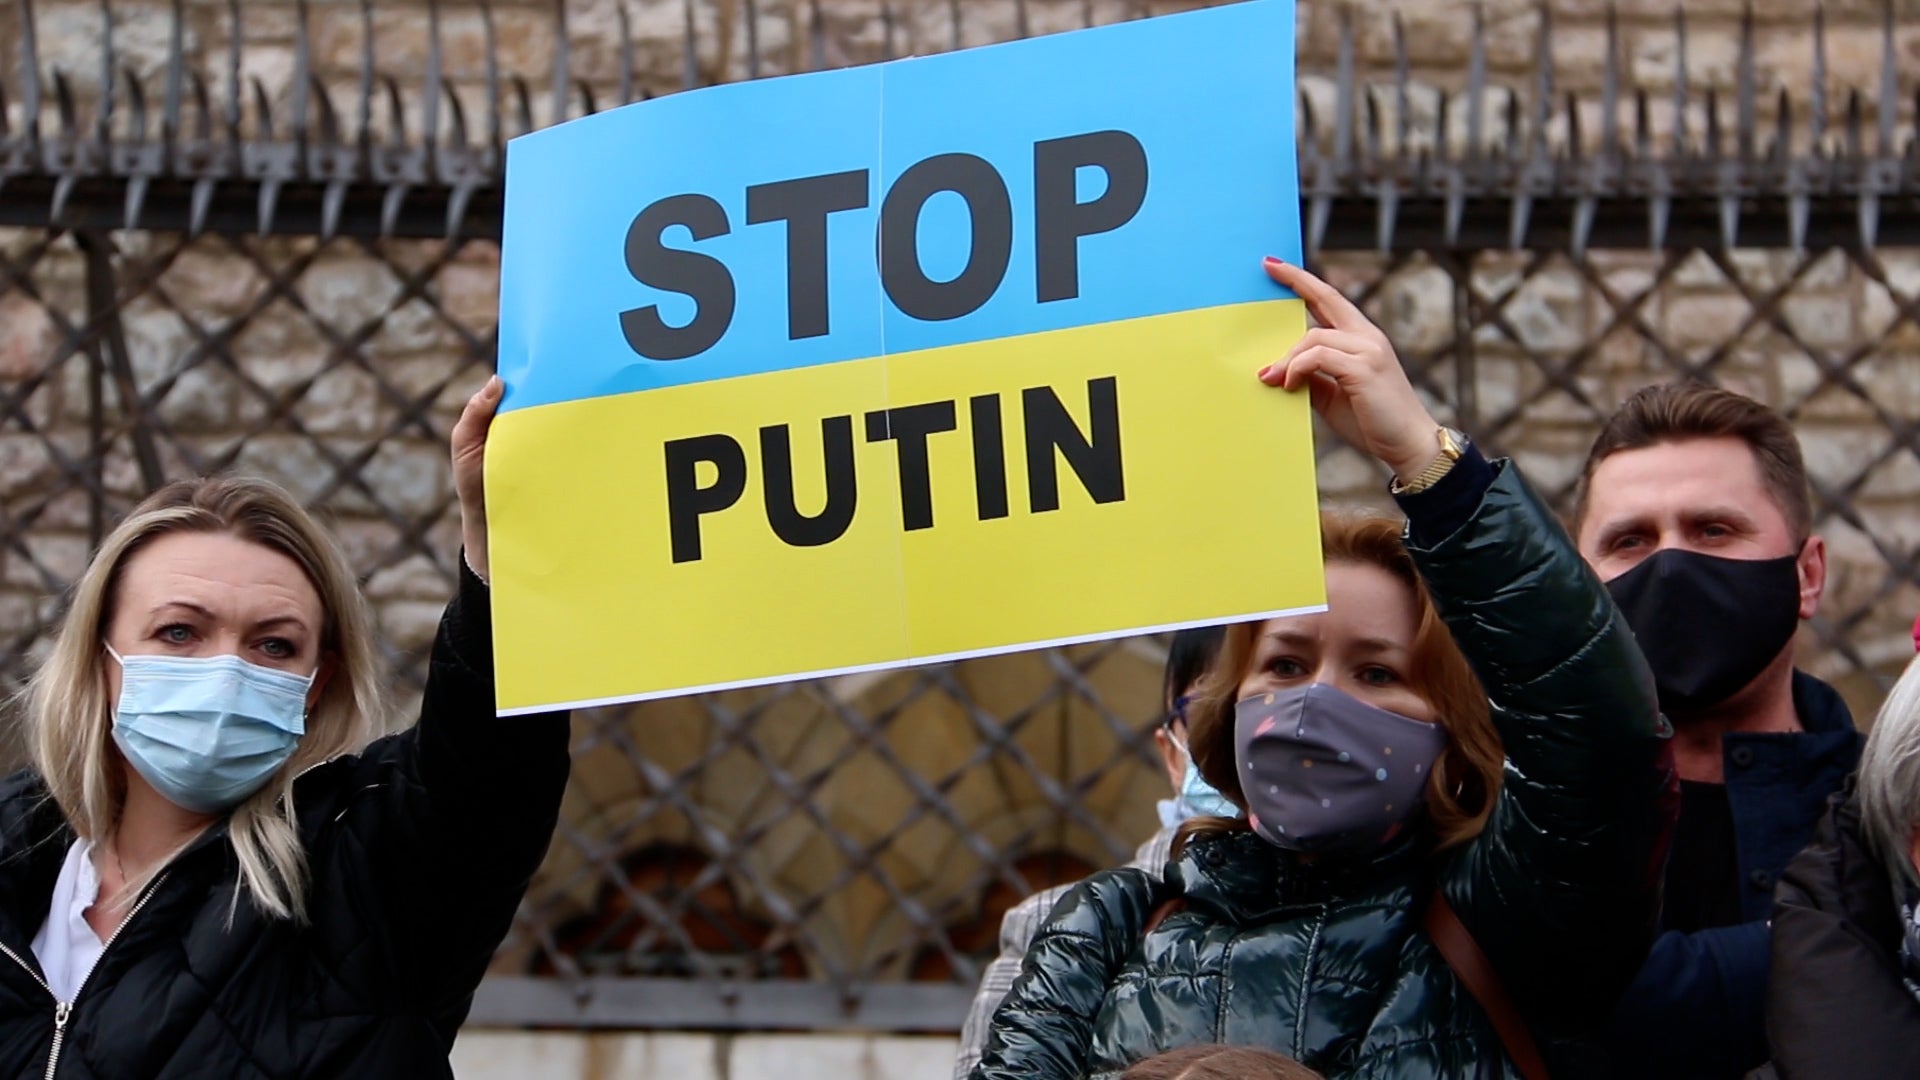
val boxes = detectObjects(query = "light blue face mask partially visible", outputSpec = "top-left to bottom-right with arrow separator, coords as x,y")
1157,737 -> 1240,828
107,647 -> 312,815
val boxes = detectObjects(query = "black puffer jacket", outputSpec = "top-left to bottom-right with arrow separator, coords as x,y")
974,463 -> 1677,1080
1766,788 -> 1920,1079
0,564 -> 570,1079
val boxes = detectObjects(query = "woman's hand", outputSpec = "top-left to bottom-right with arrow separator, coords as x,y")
1257,257 -> 1443,481
451,375 -> 503,583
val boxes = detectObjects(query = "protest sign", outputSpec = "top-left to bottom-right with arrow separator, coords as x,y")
488,0 -> 1323,714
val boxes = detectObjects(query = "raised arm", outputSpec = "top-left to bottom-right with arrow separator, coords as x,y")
320,377 -> 572,1017
1262,259 -> 1677,1027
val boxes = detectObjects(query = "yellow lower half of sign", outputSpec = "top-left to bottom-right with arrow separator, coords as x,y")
486,297 -> 1324,714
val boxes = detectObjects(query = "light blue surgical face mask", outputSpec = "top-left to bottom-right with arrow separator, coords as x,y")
1157,734 -> 1239,828
106,646 -> 312,815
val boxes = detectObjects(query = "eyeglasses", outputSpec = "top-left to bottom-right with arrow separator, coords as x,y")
1159,694 -> 1194,736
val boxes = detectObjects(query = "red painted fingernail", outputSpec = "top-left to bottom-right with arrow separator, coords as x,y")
1263,255 -> 1285,268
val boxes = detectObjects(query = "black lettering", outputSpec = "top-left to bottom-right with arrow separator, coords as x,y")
621,194 -> 736,361
760,416 -> 858,548
1034,131 -> 1149,304
746,171 -> 871,340
1023,377 -> 1124,513
879,154 -> 1013,322
969,394 -> 1009,521
664,433 -> 748,563
864,401 -> 959,530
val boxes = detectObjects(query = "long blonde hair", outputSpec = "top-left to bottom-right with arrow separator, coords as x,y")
25,476 -> 390,922
1179,510 -> 1505,856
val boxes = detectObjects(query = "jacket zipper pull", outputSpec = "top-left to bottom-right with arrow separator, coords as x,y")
45,1001 -> 72,1079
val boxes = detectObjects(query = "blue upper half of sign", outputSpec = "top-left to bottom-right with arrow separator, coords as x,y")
497,0 -> 1300,413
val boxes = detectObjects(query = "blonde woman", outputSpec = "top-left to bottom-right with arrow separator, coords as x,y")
0,378 -> 568,1079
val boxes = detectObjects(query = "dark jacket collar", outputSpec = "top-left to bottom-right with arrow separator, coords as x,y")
1791,669 -> 1857,736
0,769 -> 241,956
1171,828 -> 1428,924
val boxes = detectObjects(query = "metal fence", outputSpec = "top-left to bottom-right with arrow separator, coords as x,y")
2,0 -> 1918,1032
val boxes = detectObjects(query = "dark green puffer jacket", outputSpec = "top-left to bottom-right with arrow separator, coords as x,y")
972,462 -> 1678,1080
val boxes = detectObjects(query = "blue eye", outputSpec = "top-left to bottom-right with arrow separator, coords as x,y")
259,638 -> 296,660
158,624 -> 193,645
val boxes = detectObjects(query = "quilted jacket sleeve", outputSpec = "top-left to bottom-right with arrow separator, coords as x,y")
969,868 -> 1162,1080
326,558 -> 573,1017
1409,461 -> 1677,1026
954,884 -> 1073,1080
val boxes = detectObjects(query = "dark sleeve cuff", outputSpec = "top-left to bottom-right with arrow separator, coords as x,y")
441,549 -> 494,678
1392,442 -> 1495,549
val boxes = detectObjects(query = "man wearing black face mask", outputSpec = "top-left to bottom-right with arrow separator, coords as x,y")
1575,382 -> 1863,1079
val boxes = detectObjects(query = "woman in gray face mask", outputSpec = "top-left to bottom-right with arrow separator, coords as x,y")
0,377 -> 569,1080
972,260 -> 1679,1080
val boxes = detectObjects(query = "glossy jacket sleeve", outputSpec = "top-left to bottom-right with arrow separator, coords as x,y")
1406,461 -> 1679,1028
969,869 -> 1160,1080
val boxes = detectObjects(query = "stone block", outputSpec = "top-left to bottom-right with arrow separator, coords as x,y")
1370,262 -> 1454,353
0,435 -> 56,500
1798,423 -> 1890,490
230,434 -> 336,507
156,364 -> 242,434
297,364 -> 387,438
1500,267 -> 1589,354
365,553 -> 453,602
297,259 -> 404,335
34,1 -> 184,87
378,598 -> 446,653
1859,279 -> 1920,348
1780,291 -> 1856,351
0,295 -> 59,383
6,532 -> 91,590
1859,451 -> 1920,502
1662,292 -> 1757,351
433,261 -> 502,332
358,437 -> 450,518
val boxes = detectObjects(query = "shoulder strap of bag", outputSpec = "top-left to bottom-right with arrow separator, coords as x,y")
1423,888 -> 1552,1080
1142,897 -> 1185,937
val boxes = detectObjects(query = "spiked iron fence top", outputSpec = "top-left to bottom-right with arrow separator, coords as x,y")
0,1 -> 1916,251
2,0 -> 1920,1036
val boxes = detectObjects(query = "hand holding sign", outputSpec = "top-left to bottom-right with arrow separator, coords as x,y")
452,375 -> 503,582
1258,258 -> 1443,482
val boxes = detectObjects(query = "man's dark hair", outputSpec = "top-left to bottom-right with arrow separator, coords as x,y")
1573,380 -> 1813,540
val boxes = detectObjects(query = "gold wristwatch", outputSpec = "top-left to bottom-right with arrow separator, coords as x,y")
1389,426 -> 1467,495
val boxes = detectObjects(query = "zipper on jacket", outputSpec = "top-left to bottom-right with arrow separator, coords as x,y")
0,871 -> 170,1080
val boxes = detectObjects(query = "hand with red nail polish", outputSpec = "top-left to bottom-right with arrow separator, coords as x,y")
1257,258 -> 1440,481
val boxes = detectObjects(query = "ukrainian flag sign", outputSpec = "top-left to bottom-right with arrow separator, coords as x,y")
488,0 -> 1324,714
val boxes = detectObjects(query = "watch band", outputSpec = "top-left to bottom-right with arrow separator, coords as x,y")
1390,427 -> 1467,496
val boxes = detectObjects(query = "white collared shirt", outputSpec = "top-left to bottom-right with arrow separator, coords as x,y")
29,839 -> 106,1003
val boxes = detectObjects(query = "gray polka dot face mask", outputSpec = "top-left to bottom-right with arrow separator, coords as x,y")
1233,682 -> 1449,857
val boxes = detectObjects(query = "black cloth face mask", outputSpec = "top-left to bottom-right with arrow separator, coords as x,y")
1603,547 -> 1802,714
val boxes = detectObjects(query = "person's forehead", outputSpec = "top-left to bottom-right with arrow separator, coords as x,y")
1585,437 -> 1784,524
116,532 -> 321,615
1257,563 -> 1417,645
